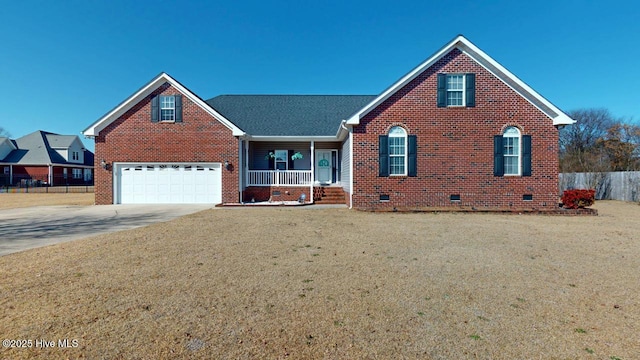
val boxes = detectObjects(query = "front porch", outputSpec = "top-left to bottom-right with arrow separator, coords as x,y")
241,140 -> 343,187
247,170 -> 313,186
242,185 -> 346,205
239,140 -> 347,204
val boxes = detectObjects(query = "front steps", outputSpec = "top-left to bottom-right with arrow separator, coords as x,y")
313,186 -> 345,204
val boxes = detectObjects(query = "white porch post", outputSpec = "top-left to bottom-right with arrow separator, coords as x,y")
9,164 -> 13,186
309,141 -> 314,204
48,165 -> 53,185
348,128 -> 354,209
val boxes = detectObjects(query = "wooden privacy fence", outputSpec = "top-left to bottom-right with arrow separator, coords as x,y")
560,171 -> 640,202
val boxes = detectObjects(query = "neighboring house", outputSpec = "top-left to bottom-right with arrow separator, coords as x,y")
83,35 -> 575,210
0,131 -> 94,186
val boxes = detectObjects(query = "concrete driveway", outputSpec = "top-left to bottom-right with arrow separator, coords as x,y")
0,204 -> 214,256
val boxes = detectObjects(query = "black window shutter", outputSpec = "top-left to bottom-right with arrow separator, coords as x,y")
151,95 -> 159,122
288,150 -> 294,170
493,135 -> 504,176
268,149 -> 274,170
174,95 -> 183,122
437,74 -> 447,108
465,73 -> 475,107
408,135 -> 417,177
522,135 -> 532,176
379,135 -> 389,177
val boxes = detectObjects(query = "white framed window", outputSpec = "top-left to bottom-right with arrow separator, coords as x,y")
160,95 -> 176,121
72,169 -> 82,179
446,74 -> 465,106
388,126 -> 407,176
71,151 -> 79,160
503,126 -> 521,175
3,167 -> 9,175
274,150 -> 288,170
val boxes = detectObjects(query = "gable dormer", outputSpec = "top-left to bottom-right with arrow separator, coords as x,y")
45,134 -> 85,164
0,137 -> 17,160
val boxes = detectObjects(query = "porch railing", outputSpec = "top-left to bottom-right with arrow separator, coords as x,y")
247,170 -> 312,186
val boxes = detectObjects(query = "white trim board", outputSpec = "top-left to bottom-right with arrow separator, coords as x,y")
83,73 -> 245,138
346,35 -> 575,127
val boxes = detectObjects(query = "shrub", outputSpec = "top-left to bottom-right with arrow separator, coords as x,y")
561,189 -> 595,209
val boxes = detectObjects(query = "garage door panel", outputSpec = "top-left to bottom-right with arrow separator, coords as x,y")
116,163 -> 222,204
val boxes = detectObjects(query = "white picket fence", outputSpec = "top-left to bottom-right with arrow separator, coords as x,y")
560,171 -> 640,202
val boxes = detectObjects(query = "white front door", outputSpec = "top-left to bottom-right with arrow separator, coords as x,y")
315,150 -> 332,184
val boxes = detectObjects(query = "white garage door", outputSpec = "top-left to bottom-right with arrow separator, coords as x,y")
115,163 -> 222,204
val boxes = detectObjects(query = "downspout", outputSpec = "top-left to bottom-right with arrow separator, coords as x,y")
340,121 -> 354,209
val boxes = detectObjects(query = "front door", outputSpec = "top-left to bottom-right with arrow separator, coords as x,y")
315,150 -> 332,184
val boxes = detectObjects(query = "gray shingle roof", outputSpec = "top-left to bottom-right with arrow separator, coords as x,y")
2,131 -> 93,166
45,134 -> 77,148
206,95 -> 376,136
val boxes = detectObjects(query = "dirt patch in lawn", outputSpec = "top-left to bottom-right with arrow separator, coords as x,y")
1,201 -> 638,359
0,193 -> 94,209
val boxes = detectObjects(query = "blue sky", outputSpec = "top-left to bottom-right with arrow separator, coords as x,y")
1,0 -> 638,152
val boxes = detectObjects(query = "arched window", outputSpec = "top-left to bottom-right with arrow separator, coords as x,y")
503,126 -> 520,175
388,126 -> 407,176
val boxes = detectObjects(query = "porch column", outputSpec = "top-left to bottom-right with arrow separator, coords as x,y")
48,165 -> 53,185
9,164 -> 12,186
310,141 -> 314,204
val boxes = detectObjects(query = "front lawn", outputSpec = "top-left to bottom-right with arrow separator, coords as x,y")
0,201 -> 637,359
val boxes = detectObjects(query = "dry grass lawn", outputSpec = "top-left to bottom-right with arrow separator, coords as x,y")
1,198 -> 639,359
0,193 -> 94,209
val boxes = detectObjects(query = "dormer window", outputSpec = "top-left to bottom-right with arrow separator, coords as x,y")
72,151 -> 79,161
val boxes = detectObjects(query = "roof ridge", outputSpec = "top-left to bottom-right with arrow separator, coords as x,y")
211,94 -> 376,97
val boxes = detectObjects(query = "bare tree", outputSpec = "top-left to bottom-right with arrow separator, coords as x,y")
596,123 -> 640,171
559,108 -> 616,172
0,126 -> 10,138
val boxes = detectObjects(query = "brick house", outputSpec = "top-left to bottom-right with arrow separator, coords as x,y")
83,35 -> 574,210
0,131 -> 94,187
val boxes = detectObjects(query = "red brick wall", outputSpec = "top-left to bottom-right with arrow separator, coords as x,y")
94,83 -> 239,204
8,166 -> 89,185
243,186 -> 309,203
12,166 -> 49,185
352,49 -> 560,211
52,167 -> 88,186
